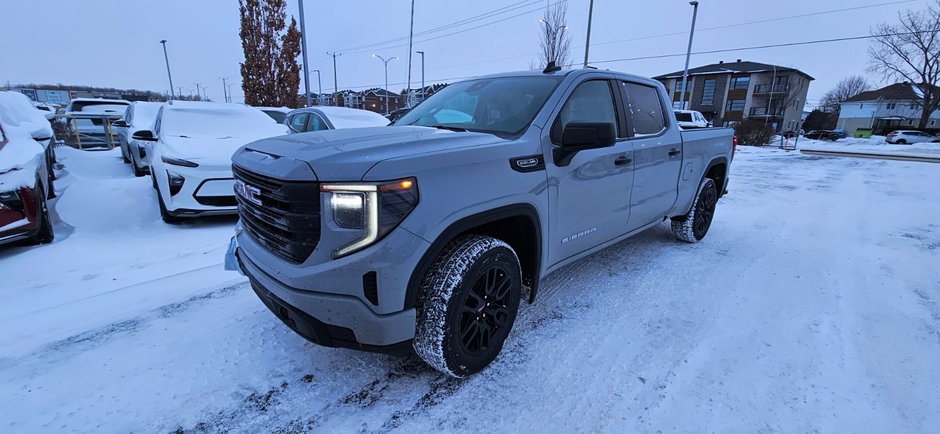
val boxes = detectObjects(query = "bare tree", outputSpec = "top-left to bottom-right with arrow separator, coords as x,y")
538,1 -> 570,68
869,1 -> 940,128
820,76 -> 872,113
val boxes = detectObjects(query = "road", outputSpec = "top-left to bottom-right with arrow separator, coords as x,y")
1,146 -> 938,433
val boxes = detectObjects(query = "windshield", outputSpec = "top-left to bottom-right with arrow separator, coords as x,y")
675,112 -> 693,122
161,107 -> 278,138
393,76 -> 562,136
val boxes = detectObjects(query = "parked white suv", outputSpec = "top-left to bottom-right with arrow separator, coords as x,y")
885,130 -> 938,144
145,101 -> 288,222
115,101 -> 163,176
674,109 -> 710,129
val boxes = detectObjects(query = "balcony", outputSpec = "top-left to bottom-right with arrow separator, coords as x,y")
749,107 -> 784,117
753,84 -> 790,95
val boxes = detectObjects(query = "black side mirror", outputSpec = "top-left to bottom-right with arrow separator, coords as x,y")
112,120 -> 128,128
554,122 -> 616,166
132,130 -> 157,141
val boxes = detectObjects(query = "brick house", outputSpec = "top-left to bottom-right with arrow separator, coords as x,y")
654,60 -> 813,132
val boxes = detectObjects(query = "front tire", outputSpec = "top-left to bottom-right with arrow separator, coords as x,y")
672,177 -> 718,243
28,189 -> 54,245
414,235 -> 522,378
156,189 -> 180,224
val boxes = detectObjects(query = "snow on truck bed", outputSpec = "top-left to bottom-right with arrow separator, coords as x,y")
0,145 -> 938,432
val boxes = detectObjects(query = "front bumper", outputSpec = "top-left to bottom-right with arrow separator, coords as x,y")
160,164 -> 237,215
238,247 -> 416,353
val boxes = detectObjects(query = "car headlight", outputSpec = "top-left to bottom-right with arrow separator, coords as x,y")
321,178 -> 418,258
161,155 -> 199,167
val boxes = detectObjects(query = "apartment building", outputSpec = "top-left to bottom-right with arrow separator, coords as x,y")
654,60 -> 813,132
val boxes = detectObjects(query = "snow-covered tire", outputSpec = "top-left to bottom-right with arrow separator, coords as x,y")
27,188 -> 54,245
157,191 -> 180,224
414,235 -> 522,378
672,177 -> 718,243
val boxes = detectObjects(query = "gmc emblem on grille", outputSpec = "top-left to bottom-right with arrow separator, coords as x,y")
234,179 -> 262,206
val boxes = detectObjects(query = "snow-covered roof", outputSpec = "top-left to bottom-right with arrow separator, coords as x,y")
0,91 -> 54,139
654,60 -> 814,80
161,101 -> 285,139
844,83 -> 938,103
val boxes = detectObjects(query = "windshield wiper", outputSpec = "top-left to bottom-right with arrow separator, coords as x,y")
424,124 -> 468,132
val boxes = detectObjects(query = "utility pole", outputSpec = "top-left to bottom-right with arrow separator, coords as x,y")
220,78 -> 229,103
416,50 -> 425,102
160,40 -> 175,99
372,54 -> 397,115
327,51 -> 341,106
407,0 -> 415,100
194,83 -> 203,101
311,69 -> 322,105
298,0 -> 312,107
679,1 -> 699,110
583,0 -> 594,68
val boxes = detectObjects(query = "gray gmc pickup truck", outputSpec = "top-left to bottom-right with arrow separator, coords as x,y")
228,67 -> 734,377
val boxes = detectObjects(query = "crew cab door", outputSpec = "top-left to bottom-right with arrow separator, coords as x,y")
619,80 -> 683,231
542,78 -> 636,266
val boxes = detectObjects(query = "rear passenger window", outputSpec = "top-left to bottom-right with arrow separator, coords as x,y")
622,82 -> 666,136
551,80 -> 618,142
308,114 -> 328,131
289,113 -> 308,132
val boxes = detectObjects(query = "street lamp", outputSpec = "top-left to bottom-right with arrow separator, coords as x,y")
298,0 -> 312,107
372,54 -> 398,115
160,40 -> 175,99
415,51 -> 425,103
678,1 -> 699,110
309,69 -> 322,106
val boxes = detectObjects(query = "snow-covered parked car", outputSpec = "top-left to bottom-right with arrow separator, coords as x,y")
885,130 -> 938,144
284,106 -> 389,133
0,91 -> 57,198
0,121 -> 54,246
146,101 -> 288,223
256,106 -> 290,124
64,98 -> 129,148
674,109 -> 710,129
114,101 -> 162,176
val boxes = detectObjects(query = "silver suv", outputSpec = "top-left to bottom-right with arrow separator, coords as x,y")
228,68 -> 735,377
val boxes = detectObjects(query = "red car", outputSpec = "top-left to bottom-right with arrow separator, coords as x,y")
0,122 -> 54,246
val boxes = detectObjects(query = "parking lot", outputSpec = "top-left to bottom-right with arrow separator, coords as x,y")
1,144 -> 937,432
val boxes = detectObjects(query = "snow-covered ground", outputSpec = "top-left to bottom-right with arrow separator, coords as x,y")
795,134 -> 940,159
1,145 -> 939,432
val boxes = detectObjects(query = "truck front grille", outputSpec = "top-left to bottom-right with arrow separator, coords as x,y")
233,164 -> 320,263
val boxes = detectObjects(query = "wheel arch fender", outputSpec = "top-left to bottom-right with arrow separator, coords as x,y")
405,204 -> 543,310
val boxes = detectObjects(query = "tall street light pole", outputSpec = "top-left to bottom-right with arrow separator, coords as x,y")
679,1 -> 699,110
311,69 -> 322,105
298,0 -> 312,107
582,0 -> 594,68
372,54 -> 397,115
406,0 -> 415,99
416,51 -> 425,102
160,40 -> 175,99
327,51 -> 341,106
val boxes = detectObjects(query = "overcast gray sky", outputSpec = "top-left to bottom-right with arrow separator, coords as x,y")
2,0 -> 931,107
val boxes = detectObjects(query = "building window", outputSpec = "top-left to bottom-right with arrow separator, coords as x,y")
910,103 -> 917,109
886,102 -> 896,109
725,99 -> 745,112
672,101 -> 683,109
701,79 -> 716,105
730,76 -> 750,89
931,120 -> 936,126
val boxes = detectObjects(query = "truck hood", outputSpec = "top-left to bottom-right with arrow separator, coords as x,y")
237,126 -> 504,181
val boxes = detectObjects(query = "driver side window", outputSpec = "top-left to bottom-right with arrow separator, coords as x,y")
551,80 -> 618,143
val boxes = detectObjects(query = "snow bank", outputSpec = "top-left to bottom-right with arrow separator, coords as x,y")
798,135 -> 940,159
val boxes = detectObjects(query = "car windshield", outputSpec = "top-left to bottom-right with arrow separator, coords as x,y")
393,76 -> 562,136
675,112 -> 693,122
161,107 -> 277,138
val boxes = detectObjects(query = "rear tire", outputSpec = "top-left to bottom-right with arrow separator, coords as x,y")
896,139 -> 907,144
28,189 -> 54,245
414,235 -> 522,378
672,177 -> 718,243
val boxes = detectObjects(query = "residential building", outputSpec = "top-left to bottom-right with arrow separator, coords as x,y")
837,82 -> 940,133
654,60 -> 813,132
360,88 -> 403,114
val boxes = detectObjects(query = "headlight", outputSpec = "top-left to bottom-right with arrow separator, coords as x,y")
321,178 -> 418,258
161,155 -> 199,167
166,170 -> 185,196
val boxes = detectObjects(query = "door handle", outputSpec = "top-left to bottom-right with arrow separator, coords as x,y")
668,148 -> 681,157
614,156 -> 632,166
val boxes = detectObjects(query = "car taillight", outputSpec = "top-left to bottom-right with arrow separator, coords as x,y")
732,135 -> 738,160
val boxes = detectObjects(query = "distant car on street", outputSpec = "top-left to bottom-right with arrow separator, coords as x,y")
145,101 -> 288,222
284,106 -> 390,133
674,109 -> 710,129
886,130 -> 937,144
831,128 -> 848,139
804,130 -> 838,141
256,106 -> 290,124
113,101 -> 163,176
